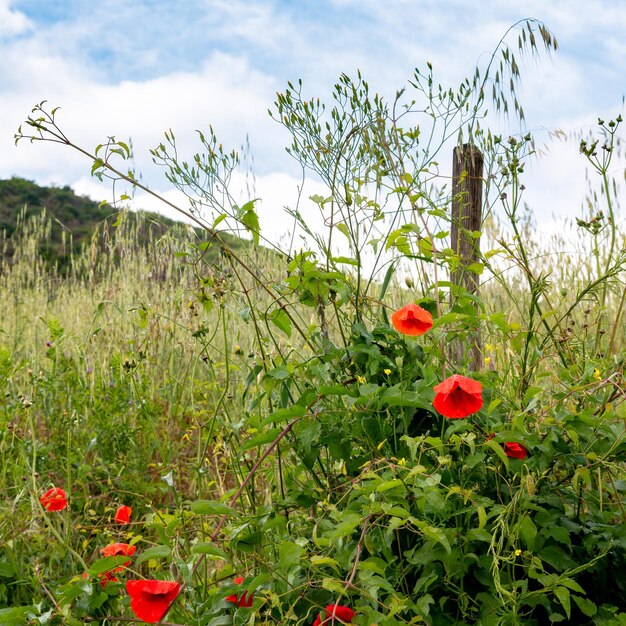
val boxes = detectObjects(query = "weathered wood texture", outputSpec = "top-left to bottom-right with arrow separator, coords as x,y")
450,144 -> 484,370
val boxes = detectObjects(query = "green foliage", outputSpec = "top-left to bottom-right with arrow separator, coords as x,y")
3,17 -> 626,626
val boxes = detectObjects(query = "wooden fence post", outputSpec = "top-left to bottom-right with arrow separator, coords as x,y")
450,143 -> 483,370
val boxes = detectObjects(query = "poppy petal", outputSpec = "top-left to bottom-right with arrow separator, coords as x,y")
433,374 -> 483,419
314,605 -> 356,624
126,580 -> 180,624
391,304 -> 433,336
503,442 -> 527,459
39,487 -> 67,511
101,542 -> 136,572
114,505 -> 132,524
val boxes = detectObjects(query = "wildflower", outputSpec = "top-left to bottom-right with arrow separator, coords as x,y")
114,504 -> 132,524
313,604 -> 356,626
433,374 -> 483,419
40,487 -> 67,511
391,303 -> 433,336
126,580 -> 180,623
356,375 -> 366,384
226,576 -> 254,608
383,368 -> 391,375
503,442 -> 527,459
593,368 -> 602,381
514,549 -> 522,557
101,542 -> 137,571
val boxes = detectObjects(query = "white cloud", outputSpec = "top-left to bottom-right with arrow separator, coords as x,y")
2,51 -> 291,184
0,0 -> 31,37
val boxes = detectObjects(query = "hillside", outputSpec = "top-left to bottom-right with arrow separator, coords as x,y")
0,177 -> 244,270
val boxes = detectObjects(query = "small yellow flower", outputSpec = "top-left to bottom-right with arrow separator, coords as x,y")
356,375 -> 366,384
484,356 -> 491,366
384,368 -> 391,375
397,458 -> 407,466
514,549 -> 522,557
593,368 -> 601,381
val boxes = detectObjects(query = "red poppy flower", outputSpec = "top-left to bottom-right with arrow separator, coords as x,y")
126,580 -> 180,623
40,487 -> 67,511
114,505 -> 132,524
433,374 -> 483,419
101,542 -> 137,571
503,442 -> 527,459
312,605 -> 356,626
226,576 -> 254,608
391,303 -> 433,336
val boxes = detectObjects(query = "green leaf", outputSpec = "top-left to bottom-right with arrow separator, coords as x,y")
321,577 -> 348,595
135,545 -> 171,565
260,405 -> 305,428
572,595 -> 597,617
191,500 -> 238,516
466,262 -> 484,275
559,578 -> 585,594
0,606 -> 34,625
518,515 -> 537,550
380,385 -> 432,410
330,256 -> 359,266
484,438 -> 510,470
554,586 -> 571,620
401,172 -> 413,185
379,260 -> 397,302
385,229 -> 411,254
539,545 -> 573,571
91,158 -> 105,176
278,541 -> 304,571
310,556 -> 340,570
240,428 -> 282,452
329,514 -> 362,540
205,618 -> 232,626
237,199 -> 260,245
232,531 -> 262,551
476,505 -> 487,530
88,556 -> 131,576
376,479 -> 405,493
191,542 -> 229,560
267,307 -> 292,337
336,223 -> 351,239
212,213 -> 228,229
414,520 -> 451,554
317,385 -> 356,397
264,367 -> 290,380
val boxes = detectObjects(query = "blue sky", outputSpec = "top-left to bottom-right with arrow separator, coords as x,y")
1,0 -> 624,240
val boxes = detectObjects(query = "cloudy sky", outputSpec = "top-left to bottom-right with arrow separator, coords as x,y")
1,0 -> 624,244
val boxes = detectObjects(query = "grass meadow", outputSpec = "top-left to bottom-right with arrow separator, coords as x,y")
1,199 -> 625,624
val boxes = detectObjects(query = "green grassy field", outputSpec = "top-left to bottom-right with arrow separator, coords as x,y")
1,195 -> 625,624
